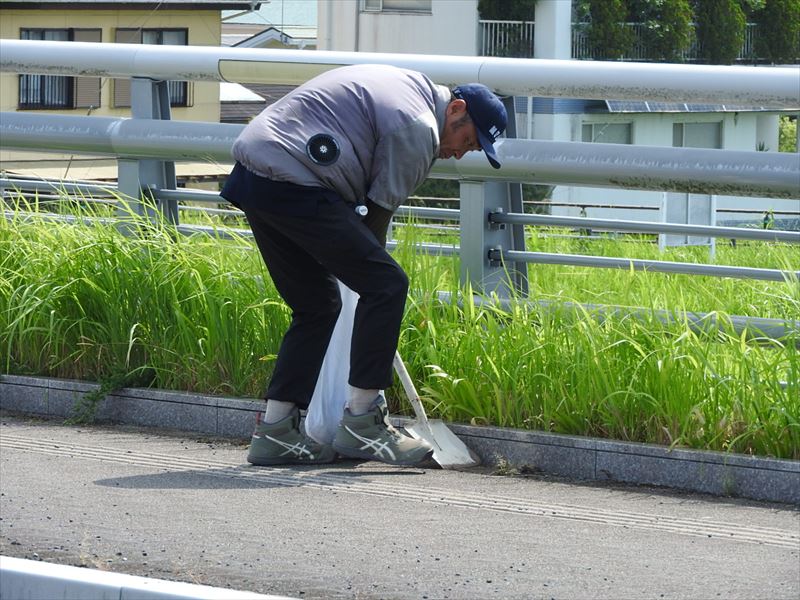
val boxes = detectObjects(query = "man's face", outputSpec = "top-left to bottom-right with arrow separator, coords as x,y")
438,99 -> 481,161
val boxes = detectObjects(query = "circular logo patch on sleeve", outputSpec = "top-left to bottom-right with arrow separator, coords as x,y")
306,134 -> 340,166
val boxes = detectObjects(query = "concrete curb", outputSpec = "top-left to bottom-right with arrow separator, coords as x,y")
0,556 -> 293,599
1,374 -> 798,505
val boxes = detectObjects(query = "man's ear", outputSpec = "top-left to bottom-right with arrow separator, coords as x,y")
447,98 -> 467,116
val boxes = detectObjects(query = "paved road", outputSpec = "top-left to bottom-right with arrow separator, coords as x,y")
1,412 -> 798,599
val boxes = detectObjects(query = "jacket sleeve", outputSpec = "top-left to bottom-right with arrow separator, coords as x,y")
366,112 -> 439,212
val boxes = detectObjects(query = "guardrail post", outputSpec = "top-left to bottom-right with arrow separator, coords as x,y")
459,95 -> 530,299
459,180 -> 529,298
117,77 -> 178,224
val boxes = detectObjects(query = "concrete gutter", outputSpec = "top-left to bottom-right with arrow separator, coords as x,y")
1,374 -> 797,505
0,556 -> 292,599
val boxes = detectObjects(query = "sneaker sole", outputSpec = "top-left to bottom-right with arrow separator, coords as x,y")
332,444 -> 434,467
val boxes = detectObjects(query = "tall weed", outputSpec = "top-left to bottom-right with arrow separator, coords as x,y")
2,203 -> 798,458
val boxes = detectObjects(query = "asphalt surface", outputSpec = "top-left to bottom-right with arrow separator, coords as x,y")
1,412 -> 798,600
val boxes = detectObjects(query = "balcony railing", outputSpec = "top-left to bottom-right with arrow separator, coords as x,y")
481,21 -> 763,63
479,20 -> 535,59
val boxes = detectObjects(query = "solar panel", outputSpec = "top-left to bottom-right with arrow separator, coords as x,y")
513,96 -> 529,112
646,102 -> 685,112
685,103 -> 725,112
600,100 -> 792,114
721,104 -> 770,112
605,100 -> 649,112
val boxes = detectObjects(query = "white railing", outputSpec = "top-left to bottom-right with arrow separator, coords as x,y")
2,39 -> 797,106
480,20 -> 535,59
482,21 -> 768,63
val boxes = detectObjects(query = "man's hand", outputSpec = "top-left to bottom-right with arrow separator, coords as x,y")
362,200 -> 393,247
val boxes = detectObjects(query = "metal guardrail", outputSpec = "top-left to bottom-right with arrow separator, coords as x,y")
2,39 -> 799,106
5,178 -> 795,220
491,250 -> 796,283
1,41 -> 798,329
491,212 -> 800,243
4,202 -> 796,343
4,175 -> 797,286
438,292 -> 799,347
4,176 -> 796,242
3,114 -> 798,199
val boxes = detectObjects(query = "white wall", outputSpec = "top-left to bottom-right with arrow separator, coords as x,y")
318,0 -> 479,56
557,112 -> 796,224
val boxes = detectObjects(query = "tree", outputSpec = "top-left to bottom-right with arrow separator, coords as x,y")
586,0 -> 634,59
694,0 -> 746,64
739,0 -> 767,18
628,0 -> 695,62
778,116 -> 798,152
754,0 -> 800,64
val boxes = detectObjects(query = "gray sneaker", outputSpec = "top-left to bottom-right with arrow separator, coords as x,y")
333,396 -> 433,466
247,407 -> 336,466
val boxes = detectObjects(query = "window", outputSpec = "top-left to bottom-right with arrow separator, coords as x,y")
362,0 -> 432,13
667,122 -> 721,248
113,28 -> 190,108
673,122 -> 722,149
19,28 -> 101,110
581,122 -> 632,144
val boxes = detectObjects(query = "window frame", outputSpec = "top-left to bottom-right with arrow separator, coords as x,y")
18,28 -> 102,110
361,0 -> 432,14
672,121 -> 723,149
113,27 -> 190,109
581,121 -> 633,145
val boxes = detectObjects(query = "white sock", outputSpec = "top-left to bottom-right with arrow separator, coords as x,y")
263,399 -> 295,424
347,386 -> 380,415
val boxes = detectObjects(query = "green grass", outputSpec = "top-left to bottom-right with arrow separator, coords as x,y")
1,201 -> 284,398
392,219 -> 800,320
1,200 -> 798,459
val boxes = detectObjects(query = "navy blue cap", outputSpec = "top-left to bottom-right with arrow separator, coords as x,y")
453,84 -> 507,169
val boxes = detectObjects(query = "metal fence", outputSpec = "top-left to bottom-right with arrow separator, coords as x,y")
480,20 -> 536,59
1,40 -> 798,341
3,173 -> 798,344
482,21 -> 764,63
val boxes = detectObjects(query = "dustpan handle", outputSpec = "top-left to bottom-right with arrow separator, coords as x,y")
393,351 -> 430,426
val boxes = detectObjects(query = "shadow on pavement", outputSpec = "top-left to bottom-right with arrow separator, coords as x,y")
93,462 -> 429,490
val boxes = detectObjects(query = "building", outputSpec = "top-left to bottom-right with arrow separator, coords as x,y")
318,0 -> 477,55
219,0 -> 319,125
223,0 -> 317,49
0,0 -> 259,181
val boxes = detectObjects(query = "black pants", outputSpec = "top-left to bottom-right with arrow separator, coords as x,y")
221,163 -> 405,408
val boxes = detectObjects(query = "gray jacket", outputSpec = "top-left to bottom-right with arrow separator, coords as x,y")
231,64 -> 451,211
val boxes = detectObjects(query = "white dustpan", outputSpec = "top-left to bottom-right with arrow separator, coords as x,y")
393,351 -> 481,469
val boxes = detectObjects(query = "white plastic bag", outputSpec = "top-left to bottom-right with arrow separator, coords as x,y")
304,280 -> 359,444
